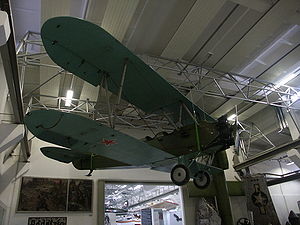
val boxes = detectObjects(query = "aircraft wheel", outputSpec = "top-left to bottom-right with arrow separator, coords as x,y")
193,171 -> 211,189
171,164 -> 190,186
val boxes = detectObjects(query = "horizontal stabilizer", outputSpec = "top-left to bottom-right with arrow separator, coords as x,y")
72,155 -> 129,170
41,147 -> 88,163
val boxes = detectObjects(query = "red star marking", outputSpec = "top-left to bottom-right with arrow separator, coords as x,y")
101,139 -> 117,146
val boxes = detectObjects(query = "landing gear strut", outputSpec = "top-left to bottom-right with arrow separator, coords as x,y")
86,169 -> 93,177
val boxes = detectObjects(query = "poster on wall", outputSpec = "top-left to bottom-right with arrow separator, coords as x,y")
67,179 -> 92,211
195,198 -> 221,225
18,177 -> 68,211
28,217 -> 67,225
17,177 -> 92,212
243,174 -> 280,225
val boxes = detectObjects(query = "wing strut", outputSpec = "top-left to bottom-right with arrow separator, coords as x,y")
104,74 -> 113,128
182,103 -> 199,125
163,111 -> 178,130
113,58 -> 128,127
117,58 -> 128,104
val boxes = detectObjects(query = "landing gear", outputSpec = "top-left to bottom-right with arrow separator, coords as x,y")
193,171 -> 211,189
171,164 -> 190,186
86,154 -> 94,176
86,169 -> 93,177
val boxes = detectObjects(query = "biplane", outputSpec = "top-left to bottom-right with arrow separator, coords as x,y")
24,17 -> 235,189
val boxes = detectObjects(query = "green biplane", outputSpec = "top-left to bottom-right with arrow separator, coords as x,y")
24,17 -> 235,189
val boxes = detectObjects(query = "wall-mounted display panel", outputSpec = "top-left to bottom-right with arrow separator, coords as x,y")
17,177 -> 92,212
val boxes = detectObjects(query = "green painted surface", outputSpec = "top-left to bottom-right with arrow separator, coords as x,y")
41,146 -> 88,163
41,17 -> 215,124
24,110 -> 174,166
40,146 -> 129,169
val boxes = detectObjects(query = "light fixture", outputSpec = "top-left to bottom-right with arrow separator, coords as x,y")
133,185 -> 143,190
227,114 -> 237,121
274,73 -> 298,89
286,161 -> 295,166
65,90 -> 74,106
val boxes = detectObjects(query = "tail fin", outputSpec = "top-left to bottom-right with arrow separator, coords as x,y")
40,147 -> 87,163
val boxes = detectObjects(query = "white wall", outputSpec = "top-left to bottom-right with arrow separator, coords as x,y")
269,180 -> 300,225
0,55 -> 8,122
4,136 -> 171,225
230,196 -> 248,224
268,165 -> 300,225
0,54 -> 17,225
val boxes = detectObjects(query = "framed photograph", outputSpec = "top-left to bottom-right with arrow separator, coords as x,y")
18,177 -> 68,211
17,177 -> 92,212
68,179 -> 92,211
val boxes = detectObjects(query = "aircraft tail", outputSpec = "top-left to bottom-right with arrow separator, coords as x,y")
41,146 -> 131,170
40,147 -> 87,163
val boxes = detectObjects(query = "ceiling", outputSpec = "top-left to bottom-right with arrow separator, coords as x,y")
9,0 -> 300,158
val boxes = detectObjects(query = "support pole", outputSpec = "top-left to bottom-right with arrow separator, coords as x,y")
213,171 -> 234,225
182,103 -> 199,125
97,180 -> 105,225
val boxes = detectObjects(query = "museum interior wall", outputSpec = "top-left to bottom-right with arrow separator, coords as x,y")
0,134 -> 171,225
268,172 -> 300,224
1,130 -> 300,224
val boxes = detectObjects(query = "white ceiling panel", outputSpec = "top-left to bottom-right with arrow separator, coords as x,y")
161,0 -> 227,59
41,0 -> 71,23
229,0 -> 273,12
22,66 -> 40,98
10,0 -> 41,42
186,5 -> 264,66
39,58 -> 61,106
101,0 -> 140,41
182,1 -> 237,62
125,0 -> 197,55
86,0 -> 109,25
80,82 -> 99,102
214,0 -> 300,72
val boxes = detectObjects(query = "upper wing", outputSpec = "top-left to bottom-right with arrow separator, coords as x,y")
24,110 -> 174,166
41,16 -> 215,125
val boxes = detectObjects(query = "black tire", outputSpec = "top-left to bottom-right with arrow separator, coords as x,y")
171,164 -> 190,186
193,171 -> 211,189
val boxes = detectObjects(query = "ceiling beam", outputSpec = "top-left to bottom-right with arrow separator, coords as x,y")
234,138 -> 300,171
0,0 -> 30,158
229,0 -> 273,12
